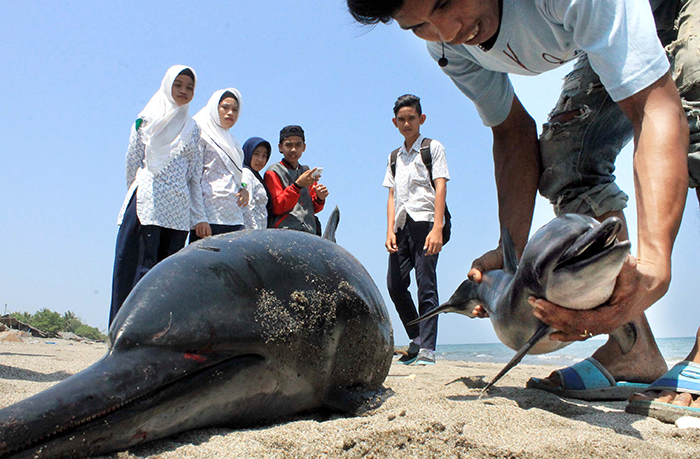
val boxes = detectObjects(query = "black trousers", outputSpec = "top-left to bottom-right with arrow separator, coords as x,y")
387,216 -> 439,351
109,193 -> 187,326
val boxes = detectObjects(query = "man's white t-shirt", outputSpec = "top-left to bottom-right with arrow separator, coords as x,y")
427,0 -> 669,126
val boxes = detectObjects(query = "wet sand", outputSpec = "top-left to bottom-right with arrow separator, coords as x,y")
1,337 -> 699,458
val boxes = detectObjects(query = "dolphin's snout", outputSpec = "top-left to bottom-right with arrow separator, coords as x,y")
556,216 -> 624,270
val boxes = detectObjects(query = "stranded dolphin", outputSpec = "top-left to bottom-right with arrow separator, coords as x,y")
0,219 -> 393,458
410,214 -> 634,389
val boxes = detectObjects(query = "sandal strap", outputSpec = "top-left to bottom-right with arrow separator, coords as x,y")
648,361 -> 700,396
556,357 -> 615,390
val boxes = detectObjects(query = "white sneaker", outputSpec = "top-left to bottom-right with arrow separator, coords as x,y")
413,349 -> 435,365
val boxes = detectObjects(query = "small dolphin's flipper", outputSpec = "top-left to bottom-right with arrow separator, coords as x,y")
406,279 -> 480,326
322,206 -> 340,242
501,227 -> 519,274
482,322 -> 551,394
609,322 -> 637,355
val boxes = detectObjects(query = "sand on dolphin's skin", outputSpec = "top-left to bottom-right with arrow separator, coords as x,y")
1,338 -> 699,458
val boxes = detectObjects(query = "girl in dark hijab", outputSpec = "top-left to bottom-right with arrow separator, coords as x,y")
241,137 -> 273,229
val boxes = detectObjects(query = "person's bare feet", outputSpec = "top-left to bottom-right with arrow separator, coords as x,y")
628,389 -> 700,409
628,331 -> 700,409
535,314 -> 667,388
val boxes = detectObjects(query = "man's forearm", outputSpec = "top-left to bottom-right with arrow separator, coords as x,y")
619,73 -> 688,282
491,95 -> 540,256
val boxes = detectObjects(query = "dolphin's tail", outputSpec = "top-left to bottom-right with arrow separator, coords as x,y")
407,278 -> 480,326
481,322 -> 551,394
322,206 -> 340,242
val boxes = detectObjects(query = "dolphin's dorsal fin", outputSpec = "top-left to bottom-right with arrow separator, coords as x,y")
501,227 -> 519,274
322,206 -> 340,242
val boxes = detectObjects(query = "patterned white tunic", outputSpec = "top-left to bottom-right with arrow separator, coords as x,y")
117,118 -> 206,231
241,168 -> 269,229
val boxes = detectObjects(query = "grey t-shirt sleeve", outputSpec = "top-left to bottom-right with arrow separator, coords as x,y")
542,0 -> 668,101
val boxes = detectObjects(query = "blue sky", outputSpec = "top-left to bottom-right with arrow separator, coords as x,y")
2,1 -> 698,344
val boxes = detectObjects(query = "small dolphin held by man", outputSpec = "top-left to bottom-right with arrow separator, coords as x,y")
410,214 -> 635,392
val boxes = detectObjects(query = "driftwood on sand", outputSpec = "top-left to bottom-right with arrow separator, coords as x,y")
0,315 -> 57,339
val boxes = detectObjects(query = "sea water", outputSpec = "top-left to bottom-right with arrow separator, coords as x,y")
434,337 -> 695,368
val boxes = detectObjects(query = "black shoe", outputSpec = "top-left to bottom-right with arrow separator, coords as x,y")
397,342 -> 420,365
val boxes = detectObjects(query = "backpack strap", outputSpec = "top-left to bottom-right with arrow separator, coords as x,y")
419,137 -> 435,189
390,147 -> 400,178
420,138 -> 451,236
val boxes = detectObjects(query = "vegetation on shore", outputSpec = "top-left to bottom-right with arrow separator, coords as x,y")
8,309 -> 107,342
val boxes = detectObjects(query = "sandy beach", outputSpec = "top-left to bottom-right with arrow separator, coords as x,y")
1,337 -> 699,459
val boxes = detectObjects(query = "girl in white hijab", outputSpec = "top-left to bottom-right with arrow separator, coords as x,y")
110,65 -> 206,326
189,88 -> 249,243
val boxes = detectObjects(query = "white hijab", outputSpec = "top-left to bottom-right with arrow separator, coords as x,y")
139,65 -> 197,173
193,88 -> 244,184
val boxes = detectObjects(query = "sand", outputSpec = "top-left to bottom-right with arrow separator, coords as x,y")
2,337 -> 700,459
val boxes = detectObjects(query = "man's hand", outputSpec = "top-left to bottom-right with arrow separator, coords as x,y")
424,225 -> 443,255
468,245 -> 503,283
464,245 -> 504,318
195,222 -> 212,239
531,254 -> 670,341
386,232 -> 398,253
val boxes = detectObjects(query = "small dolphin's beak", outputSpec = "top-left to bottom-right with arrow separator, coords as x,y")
406,305 -> 448,326
407,278 -> 481,326
557,217 -> 623,269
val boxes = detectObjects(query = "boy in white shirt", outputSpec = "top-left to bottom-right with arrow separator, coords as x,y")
384,94 -> 449,365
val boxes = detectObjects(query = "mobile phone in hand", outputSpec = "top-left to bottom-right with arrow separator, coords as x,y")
311,167 -> 323,179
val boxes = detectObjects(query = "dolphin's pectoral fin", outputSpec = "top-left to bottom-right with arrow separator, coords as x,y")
501,227 -> 519,275
609,322 -> 637,355
482,322 -> 551,394
406,280 -> 480,326
322,206 -> 340,242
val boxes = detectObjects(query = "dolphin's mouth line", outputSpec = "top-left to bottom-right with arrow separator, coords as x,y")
1,353 -> 264,457
554,221 -> 622,271
1,387 -> 147,458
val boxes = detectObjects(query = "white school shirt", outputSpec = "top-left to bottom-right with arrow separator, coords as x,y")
241,168 -> 269,230
426,0 -> 669,126
196,137 -> 246,228
382,135 -> 450,233
117,119 -> 206,231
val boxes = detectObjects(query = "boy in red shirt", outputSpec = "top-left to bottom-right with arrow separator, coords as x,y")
264,125 -> 329,234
